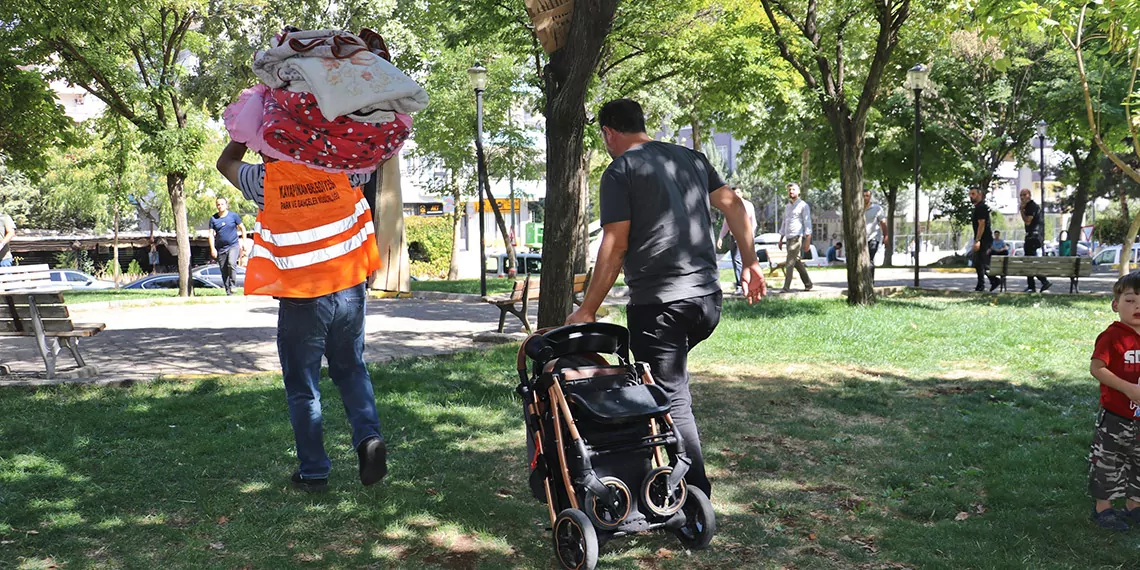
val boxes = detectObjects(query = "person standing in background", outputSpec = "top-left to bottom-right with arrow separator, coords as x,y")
778,183 -> 813,292
208,197 -> 246,295
0,211 -> 15,267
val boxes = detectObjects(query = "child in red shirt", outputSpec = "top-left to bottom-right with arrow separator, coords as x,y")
1089,271 -> 1140,530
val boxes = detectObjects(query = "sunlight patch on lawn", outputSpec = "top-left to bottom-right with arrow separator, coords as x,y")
239,481 -> 270,493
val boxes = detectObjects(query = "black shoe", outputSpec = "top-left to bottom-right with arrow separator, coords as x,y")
291,471 -> 329,493
1092,508 -> 1130,531
975,286 -> 985,292
357,436 -> 388,486
1040,281 -> 1052,293
1023,287 -> 1037,293
990,282 -> 1001,292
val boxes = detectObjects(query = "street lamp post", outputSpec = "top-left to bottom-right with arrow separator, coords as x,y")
906,63 -> 931,288
1037,120 -> 1048,246
468,63 -> 488,297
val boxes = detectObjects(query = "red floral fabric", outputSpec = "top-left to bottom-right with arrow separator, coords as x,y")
261,88 -> 411,174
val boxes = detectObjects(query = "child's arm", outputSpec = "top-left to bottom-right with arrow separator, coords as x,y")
1091,358 -> 1140,403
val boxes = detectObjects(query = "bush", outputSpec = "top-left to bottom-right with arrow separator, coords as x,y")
126,259 -> 144,276
54,249 -> 94,274
404,214 -> 453,278
1094,213 -> 1131,245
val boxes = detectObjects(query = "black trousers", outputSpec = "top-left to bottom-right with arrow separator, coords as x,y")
974,241 -> 998,289
868,239 -> 880,280
1024,235 -> 1051,289
219,246 -> 241,293
626,290 -> 722,498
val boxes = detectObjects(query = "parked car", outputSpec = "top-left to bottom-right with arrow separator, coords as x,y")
192,263 -> 247,288
47,269 -> 115,290
123,273 -> 220,290
1091,244 -> 1140,268
486,252 -> 542,277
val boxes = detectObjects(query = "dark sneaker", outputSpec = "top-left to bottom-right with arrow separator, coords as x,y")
1122,508 -> 1140,525
805,284 -> 814,291
1040,281 -> 1052,293
990,282 -> 1001,292
1023,287 -> 1037,293
1092,508 -> 1130,531
291,471 -> 329,493
357,436 -> 388,486
974,286 -> 985,292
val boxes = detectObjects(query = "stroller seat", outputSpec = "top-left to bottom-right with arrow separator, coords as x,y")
565,383 -> 671,424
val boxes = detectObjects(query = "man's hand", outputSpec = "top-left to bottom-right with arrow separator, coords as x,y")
565,307 -> 596,325
778,238 -> 784,250
210,247 -> 218,261
716,237 -> 722,250
972,241 -> 980,252
740,263 -> 767,304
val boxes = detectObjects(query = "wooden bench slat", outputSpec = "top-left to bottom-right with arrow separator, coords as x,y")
0,323 -> 104,337
0,293 -> 66,305
0,319 -> 75,332
0,305 -> 71,319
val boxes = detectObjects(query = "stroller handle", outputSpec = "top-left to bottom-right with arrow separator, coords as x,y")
516,322 -> 631,375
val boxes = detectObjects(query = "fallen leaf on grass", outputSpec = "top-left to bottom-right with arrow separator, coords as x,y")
494,488 -> 512,498
426,488 -> 439,496
808,532 -> 818,541
954,512 -> 969,521
655,548 -> 674,559
972,502 -> 988,514
209,542 -> 225,550
0,540 -> 14,545
216,516 -> 229,525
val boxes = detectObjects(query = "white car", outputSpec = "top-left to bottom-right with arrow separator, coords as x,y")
1091,244 -> 1140,268
47,269 -> 116,290
192,264 -> 247,288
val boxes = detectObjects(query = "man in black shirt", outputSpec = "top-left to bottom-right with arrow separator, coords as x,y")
1019,188 -> 1052,293
970,187 -> 1000,292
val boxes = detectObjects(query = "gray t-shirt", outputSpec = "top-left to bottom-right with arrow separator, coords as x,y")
599,141 -> 725,305
0,214 -> 14,260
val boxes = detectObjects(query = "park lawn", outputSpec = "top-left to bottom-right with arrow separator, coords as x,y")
1,292 -> 1134,569
65,288 -> 238,304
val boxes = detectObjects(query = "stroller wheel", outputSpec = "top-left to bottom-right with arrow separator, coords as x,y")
553,508 -> 598,570
641,466 -> 687,517
673,487 -> 716,550
585,476 -> 632,530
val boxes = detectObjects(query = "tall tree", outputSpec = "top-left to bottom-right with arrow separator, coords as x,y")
759,0 -> 914,305
2,0 -> 209,294
1005,0 -> 1140,272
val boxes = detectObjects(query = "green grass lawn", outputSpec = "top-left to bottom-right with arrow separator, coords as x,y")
1,292 -> 1134,569
64,288 -> 238,304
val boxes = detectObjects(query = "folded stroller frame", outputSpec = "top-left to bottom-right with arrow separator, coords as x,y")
517,323 -> 715,570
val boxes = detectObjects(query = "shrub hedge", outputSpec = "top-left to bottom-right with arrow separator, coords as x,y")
404,214 -> 453,278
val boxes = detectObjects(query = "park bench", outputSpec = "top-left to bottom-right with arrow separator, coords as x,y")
0,264 -> 105,378
987,255 -> 1092,293
757,247 -> 788,277
486,269 -> 592,334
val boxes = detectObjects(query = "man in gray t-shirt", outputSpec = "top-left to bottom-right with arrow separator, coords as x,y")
567,99 -> 766,499
0,213 -> 15,267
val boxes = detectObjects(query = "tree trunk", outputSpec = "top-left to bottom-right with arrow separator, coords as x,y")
1066,141 -> 1099,258
448,184 -> 461,280
574,151 -> 592,273
884,182 -> 899,267
690,115 -> 702,153
167,172 -> 192,296
113,201 -> 121,286
536,0 -> 620,328
800,147 -> 811,190
480,170 -> 518,276
832,116 -> 874,305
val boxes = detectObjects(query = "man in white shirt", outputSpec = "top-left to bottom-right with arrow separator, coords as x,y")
778,183 -> 813,292
864,190 -> 888,280
716,186 -> 757,295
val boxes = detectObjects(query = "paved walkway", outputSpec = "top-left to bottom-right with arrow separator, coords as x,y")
0,295 -> 523,386
0,265 -> 1117,386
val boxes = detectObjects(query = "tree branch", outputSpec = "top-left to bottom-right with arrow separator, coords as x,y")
854,0 -> 909,128
759,0 -> 818,90
48,37 -> 137,122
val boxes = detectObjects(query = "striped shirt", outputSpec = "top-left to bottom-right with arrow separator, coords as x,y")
237,163 -> 372,210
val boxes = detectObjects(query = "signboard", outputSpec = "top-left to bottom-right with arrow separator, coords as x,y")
471,199 -> 522,213
403,202 -> 444,216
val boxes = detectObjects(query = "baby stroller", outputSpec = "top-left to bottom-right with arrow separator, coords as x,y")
516,323 -> 715,570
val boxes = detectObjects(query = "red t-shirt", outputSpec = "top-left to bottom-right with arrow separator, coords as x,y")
1091,321 -> 1140,418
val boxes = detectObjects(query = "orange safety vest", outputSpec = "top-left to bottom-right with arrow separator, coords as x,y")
245,161 -> 382,298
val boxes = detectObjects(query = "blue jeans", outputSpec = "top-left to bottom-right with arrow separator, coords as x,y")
277,282 -> 381,479
0,257 -> 12,267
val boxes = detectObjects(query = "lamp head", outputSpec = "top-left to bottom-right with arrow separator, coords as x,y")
467,63 -> 488,91
906,63 -> 930,91
1036,119 -> 1047,139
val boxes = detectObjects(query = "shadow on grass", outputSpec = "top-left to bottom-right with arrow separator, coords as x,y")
4,349 -> 1132,570
689,368 -> 1137,570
